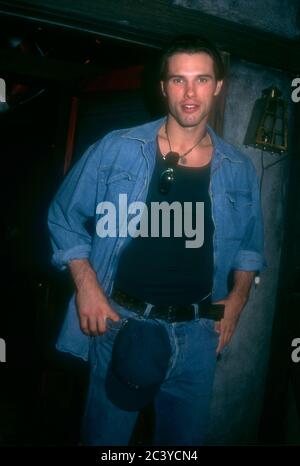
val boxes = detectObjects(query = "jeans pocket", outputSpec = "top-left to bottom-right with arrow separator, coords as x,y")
105,317 -> 128,333
200,318 -> 219,336
93,318 -> 127,371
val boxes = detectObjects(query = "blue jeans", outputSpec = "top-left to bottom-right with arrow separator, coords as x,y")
80,299 -> 219,446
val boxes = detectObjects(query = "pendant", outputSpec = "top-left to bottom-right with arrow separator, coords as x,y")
164,151 -> 180,166
180,156 -> 187,165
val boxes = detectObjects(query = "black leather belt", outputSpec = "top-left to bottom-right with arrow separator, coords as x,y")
111,287 -> 224,323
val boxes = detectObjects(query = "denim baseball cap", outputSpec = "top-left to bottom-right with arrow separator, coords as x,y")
105,318 -> 171,412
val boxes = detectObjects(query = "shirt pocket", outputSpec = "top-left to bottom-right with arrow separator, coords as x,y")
98,168 -> 138,204
99,168 -> 137,185
224,190 -> 253,240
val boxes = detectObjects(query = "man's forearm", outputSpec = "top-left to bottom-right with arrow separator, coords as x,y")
68,259 -> 107,302
229,270 -> 256,304
69,259 -> 97,290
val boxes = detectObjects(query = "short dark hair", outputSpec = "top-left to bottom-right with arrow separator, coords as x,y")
160,34 -> 225,81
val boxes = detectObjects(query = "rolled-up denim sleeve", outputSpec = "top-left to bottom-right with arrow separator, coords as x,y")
232,160 -> 267,272
48,141 -> 100,270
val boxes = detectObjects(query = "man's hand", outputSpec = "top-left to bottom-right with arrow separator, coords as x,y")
69,259 -> 120,336
213,270 -> 255,354
213,291 -> 247,354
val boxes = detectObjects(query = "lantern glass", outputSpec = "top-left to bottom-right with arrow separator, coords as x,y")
244,86 -> 288,154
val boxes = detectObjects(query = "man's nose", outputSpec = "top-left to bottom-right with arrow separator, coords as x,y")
184,82 -> 195,98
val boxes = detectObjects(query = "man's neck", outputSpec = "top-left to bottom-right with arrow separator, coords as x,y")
158,115 -> 213,168
165,116 -> 209,152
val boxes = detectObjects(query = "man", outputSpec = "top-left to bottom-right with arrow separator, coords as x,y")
48,35 -> 265,445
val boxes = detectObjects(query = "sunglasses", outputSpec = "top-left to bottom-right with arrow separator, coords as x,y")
159,151 -> 180,195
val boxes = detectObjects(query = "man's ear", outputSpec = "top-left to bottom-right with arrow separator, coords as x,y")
160,81 -> 167,97
214,80 -> 223,96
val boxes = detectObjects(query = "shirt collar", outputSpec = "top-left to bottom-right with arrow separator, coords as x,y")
121,116 -> 243,163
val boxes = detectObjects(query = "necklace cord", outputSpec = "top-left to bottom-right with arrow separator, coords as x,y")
165,123 -> 207,159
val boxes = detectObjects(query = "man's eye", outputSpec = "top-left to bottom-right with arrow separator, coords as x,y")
172,78 -> 184,84
198,77 -> 208,83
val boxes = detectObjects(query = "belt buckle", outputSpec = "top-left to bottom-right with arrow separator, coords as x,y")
166,305 -> 176,323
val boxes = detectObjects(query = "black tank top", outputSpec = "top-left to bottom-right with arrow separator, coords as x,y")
114,148 -> 214,305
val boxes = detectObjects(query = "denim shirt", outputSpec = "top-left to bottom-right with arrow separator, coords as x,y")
48,117 -> 266,361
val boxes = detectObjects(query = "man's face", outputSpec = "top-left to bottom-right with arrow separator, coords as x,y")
160,52 -> 223,128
